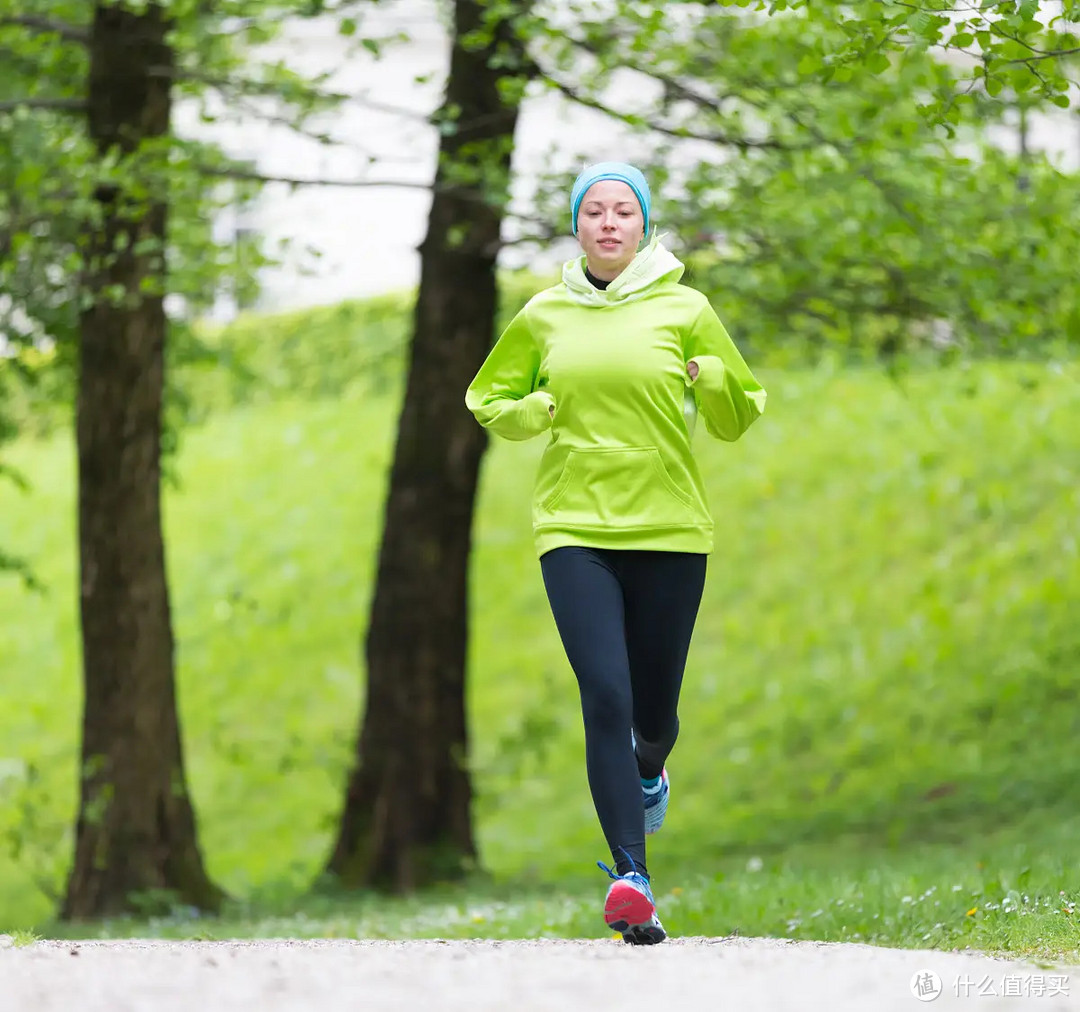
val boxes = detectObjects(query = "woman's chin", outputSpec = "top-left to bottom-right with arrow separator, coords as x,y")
589,252 -> 632,274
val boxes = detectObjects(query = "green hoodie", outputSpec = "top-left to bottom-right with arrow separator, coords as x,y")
466,237 -> 766,557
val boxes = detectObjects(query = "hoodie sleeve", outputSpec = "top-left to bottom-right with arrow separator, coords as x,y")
465,305 -> 554,441
683,301 -> 767,442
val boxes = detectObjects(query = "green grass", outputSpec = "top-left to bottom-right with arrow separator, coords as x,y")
1,355 -> 1079,959
27,821 -> 1080,960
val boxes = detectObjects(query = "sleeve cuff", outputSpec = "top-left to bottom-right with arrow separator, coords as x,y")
687,355 -> 725,388
525,390 -> 555,429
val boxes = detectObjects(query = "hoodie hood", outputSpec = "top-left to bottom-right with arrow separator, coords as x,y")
562,235 -> 685,307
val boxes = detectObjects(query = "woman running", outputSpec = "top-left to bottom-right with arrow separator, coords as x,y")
466,161 -> 766,944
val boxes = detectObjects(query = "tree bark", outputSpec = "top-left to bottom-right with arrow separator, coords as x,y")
63,2 -> 222,920
327,0 -> 531,890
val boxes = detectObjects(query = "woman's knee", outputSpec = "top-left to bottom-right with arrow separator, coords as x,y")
580,679 -> 632,735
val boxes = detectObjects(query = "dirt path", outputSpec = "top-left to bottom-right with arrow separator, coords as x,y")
2,936 -> 1077,1010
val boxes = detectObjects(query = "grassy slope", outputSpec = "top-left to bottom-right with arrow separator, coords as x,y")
1,359 -> 1078,953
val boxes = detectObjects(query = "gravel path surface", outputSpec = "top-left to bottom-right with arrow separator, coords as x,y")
2,935 -> 1078,1011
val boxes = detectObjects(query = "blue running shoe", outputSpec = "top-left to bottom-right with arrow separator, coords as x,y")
632,729 -> 670,836
598,862 -> 667,945
643,767 -> 670,836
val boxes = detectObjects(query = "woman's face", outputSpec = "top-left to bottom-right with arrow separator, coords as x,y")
576,180 -> 645,280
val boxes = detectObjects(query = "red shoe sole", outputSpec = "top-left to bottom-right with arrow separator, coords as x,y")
604,880 -> 656,931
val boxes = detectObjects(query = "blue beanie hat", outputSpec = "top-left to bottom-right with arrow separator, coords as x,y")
570,161 -> 651,236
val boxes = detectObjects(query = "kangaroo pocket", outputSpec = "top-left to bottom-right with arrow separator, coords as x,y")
536,447 -> 700,529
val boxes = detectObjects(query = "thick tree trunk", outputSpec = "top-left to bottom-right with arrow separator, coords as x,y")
63,3 -> 221,920
327,0 -> 530,889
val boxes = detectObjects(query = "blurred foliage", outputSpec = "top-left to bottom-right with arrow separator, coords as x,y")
0,272 -> 547,442
673,141 -> 1080,360
0,0 -> 396,580
528,2 -> 1080,357
0,1 -> 272,356
770,0 -> 1080,113
3,3 -> 1077,480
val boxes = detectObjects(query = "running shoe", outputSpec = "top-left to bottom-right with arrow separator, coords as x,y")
598,862 -> 667,945
643,767 -> 670,836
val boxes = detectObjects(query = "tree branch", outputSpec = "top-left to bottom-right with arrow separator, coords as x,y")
539,34 -> 812,152
541,73 -> 797,151
0,547 -> 46,595
496,228 -> 558,250
0,15 -> 88,44
197,166 -> 550,254
987,20 -> 1080,69
197,165 -> 435,189
0,97 -> 86,114
1005,46 -> 1080,64
157,66 -> 434,124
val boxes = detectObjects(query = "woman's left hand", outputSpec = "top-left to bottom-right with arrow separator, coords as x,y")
686,360 -> 699,381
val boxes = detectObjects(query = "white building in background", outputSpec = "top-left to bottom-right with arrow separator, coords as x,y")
176,0 -> 1080,321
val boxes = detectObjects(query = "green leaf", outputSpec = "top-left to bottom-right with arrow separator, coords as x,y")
867,52 -> 890,75
339,17 -> 357,37
910,11 -> 933,36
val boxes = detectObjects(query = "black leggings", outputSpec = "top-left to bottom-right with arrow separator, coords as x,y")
540,546 -> 707,878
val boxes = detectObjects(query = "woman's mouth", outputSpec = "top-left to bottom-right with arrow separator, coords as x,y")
598,239 -> 621,249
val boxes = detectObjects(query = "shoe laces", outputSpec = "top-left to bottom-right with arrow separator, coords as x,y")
597,849 -> 653,898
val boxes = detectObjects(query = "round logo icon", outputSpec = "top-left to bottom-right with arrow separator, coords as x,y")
910,970 -> 943,1002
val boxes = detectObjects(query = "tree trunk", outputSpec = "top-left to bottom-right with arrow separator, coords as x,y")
63,2 -> 222,920
327,0 -> 531,890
